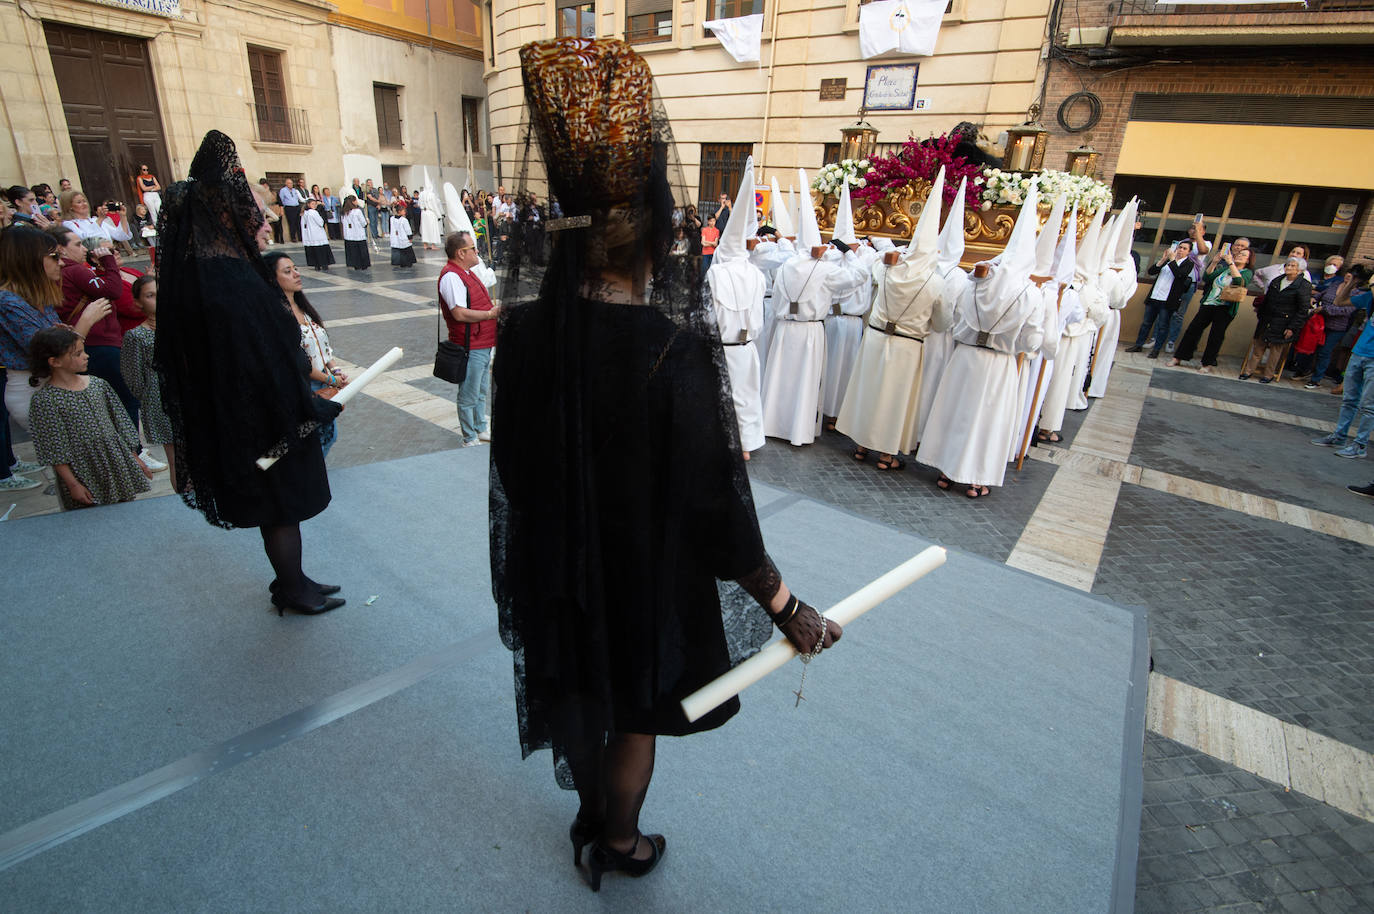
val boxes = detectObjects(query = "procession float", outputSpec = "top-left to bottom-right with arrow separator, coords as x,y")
811,125 -> 1114,267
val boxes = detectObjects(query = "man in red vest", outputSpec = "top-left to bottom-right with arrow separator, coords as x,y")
439,231 -> 500,445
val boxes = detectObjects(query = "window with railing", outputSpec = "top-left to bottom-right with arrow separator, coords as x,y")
699,143 -> 752,214
557,0 -> 595,38
247,46 -> 308,145
626,0 -> 673,42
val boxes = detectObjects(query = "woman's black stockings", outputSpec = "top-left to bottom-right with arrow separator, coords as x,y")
260,523 -> 307,602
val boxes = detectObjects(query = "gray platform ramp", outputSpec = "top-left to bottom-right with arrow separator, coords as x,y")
0,448 -> 1146,912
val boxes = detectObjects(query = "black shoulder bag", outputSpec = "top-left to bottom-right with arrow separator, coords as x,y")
434,303 -> 472,383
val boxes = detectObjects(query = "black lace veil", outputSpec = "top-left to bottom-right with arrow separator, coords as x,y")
489,39 -> 776,787
155,130 -> 332,528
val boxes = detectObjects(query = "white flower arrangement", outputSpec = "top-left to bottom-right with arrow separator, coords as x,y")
979,167 -> 1113,215
810,159 -> 872,197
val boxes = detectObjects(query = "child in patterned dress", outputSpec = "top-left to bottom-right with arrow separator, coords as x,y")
28,326 -> 151,509
119,275 -> 178,490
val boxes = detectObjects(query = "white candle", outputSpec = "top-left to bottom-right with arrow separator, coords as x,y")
255,346 -> 403,470
680,546 -> 947,723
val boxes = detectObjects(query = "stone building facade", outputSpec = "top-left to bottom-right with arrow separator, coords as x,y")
484,0 -> 1057,210
0,0 -> 488,205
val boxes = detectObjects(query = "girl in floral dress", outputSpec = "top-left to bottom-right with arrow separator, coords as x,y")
28,326 -> 151,509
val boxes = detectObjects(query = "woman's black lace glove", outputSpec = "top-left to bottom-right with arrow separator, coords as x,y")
769,594 -> 842,655
736,558 -> 842,654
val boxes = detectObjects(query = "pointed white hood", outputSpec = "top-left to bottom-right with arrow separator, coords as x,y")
787,185 -> 800,240
1034,193 -> 1067,278
937,177 -> 967,275
890,166 -> 943,283
1074,206 -> 1107,283
797,169 -> 822,250
1111,197 -> 1138,269
833,179 -> 858,246
770,176 -> 794,238
1097,213 -> 1123,277
978,181 -> 1040,305
1053,203 -> 1079,288
442,181 -> 494,286
715,156 -> 756,265
443,182 -> 474,235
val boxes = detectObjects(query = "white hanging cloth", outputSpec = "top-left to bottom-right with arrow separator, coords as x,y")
703,14 -> 765,63
859,0 -> 945,59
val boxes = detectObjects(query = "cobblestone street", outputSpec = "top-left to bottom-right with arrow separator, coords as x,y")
6,247 -> 1371,911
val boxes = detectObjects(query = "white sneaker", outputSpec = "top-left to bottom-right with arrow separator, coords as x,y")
139,448 -> 168,471
478,428 -> 492,442
0,473 -> 41,491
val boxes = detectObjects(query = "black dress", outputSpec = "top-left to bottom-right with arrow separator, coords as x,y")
154,131 -> 340,529
161,255 -> 336,527
491,292 -> 775,775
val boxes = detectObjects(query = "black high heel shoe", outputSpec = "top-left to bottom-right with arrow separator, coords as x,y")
269,577 -> 342,596
271,592 -> 345,617
587,833 -> 665,892
569,815 -> 600,868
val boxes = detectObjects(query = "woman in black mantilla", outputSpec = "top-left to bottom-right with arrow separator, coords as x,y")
490,38 -> 841,891
155,130 -> 346,616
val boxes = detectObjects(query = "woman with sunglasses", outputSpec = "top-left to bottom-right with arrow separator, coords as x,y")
0,226 -> 111,488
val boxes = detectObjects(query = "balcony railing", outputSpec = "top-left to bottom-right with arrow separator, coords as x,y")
1115,0 -> 1373,12
251,104 -> 311,147
1108,0 -> 1374,47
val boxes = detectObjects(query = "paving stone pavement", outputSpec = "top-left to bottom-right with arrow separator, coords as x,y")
1129,396 -> 1374,523
742,428 -> 1057,564
1136,733 -> 1374,914
1095,484 -> 1374,755
1149,366 -> 1340,425
11,254 -> 1373,911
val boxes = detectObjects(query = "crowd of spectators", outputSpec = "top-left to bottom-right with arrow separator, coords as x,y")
5,173 -> 1370,505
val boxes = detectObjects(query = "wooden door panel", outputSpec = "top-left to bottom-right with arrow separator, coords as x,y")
45,22 -> 170,205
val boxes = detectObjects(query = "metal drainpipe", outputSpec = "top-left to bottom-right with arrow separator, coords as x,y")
756,0 -> 785,183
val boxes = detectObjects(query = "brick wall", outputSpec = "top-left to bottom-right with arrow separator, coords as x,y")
1040,54 -> 1374,262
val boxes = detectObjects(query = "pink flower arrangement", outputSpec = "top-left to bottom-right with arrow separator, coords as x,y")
851,133 -> 985,211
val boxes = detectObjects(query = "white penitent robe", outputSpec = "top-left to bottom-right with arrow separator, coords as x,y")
1006,280 -> 1062,462
708,260 -> 768,453
917,274 -> 1044,488
420,190 -> 443,247
822,246 -> 879,417
1072,282 -> 1109,410
1038,285 -> 1089,434
915,264 -> 969,442
751,239 -> 794,378
836,259 -> 949,456
1086,265 -> 1135,398
761,250 -> 866,445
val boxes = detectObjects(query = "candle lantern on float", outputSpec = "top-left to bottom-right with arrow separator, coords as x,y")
1066,143 -> 1101,178
840,107 -> 880,162
1003,105 -> 1048,173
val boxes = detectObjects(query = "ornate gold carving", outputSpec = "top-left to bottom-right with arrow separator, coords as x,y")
814,185 -> 1102,268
